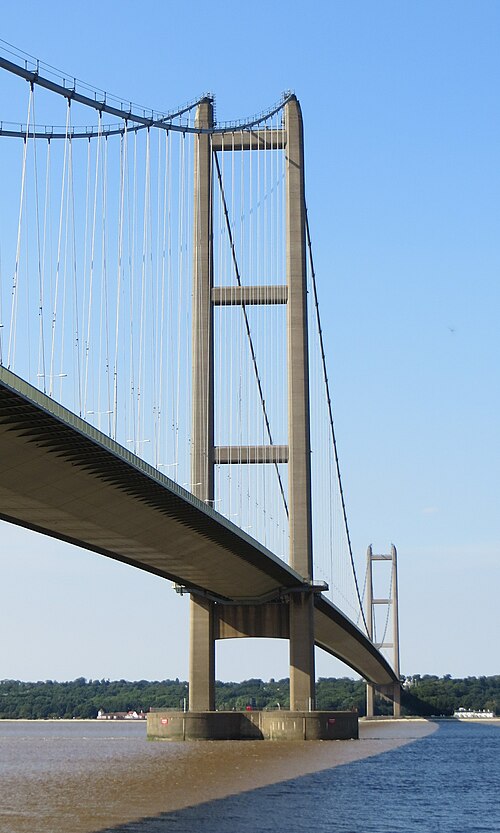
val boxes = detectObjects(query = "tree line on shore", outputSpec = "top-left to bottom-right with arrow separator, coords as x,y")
0,674 -> 498,719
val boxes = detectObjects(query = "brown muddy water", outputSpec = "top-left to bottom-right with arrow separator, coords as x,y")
1,719 -> 499,832
0,719 -> 433,831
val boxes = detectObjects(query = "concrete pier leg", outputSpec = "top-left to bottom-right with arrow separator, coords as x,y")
393,681 -> 401,717
189,595 -> 215,711
289,593 -> 315,711
366,682 -> 375,717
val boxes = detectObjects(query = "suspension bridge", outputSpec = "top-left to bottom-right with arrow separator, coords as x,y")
0,42 -> 399,733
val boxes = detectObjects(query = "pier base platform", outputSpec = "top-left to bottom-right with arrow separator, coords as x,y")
147,710 -> 358,741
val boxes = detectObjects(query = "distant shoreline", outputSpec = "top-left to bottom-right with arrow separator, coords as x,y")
3,676 -> 499,719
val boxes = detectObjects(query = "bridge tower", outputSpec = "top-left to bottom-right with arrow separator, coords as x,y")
365,545 -> 401,717
189,95 -> 316,712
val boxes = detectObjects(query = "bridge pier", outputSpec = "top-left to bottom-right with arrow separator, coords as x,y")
148,709 -> 358,741
366,681 -> 401,718
289,593 -> 316,711
189,596 -> 215,712
366,681 -> 375,718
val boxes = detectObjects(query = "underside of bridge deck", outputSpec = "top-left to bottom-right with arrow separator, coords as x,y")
0,365 -> 397,688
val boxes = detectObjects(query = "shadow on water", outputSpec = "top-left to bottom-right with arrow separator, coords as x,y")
94,721 -> 500,833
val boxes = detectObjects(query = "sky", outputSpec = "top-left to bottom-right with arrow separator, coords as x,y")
1,0 -> 499,683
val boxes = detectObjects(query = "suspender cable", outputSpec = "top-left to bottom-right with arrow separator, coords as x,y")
129,128 -> 138,450
49,99 -> 71,397
101,134 -> 111,434
83,110 -> 103,416
67,128 -> 82,419
137,127 -> 149,452
30,85 -> 47,393
8,85 -> 32,369
113,120 -> 127,440
156,128 -> 168,468
305,206 -> 367,633
174,132 -> 185,479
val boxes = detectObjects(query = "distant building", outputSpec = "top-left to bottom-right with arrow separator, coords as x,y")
97,709 -> 146,720
453,707 -> 495,719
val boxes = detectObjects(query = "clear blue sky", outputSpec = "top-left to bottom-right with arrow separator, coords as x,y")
1,0 -> 499,682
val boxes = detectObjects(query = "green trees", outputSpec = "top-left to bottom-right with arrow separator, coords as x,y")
215,678 -> 290,711
401,675 -> 500,716
0,675 -> 498,718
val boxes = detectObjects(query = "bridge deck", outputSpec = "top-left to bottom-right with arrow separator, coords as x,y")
0,366 -> 397,686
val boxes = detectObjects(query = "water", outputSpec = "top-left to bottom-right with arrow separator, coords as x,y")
0,719 -> 499,832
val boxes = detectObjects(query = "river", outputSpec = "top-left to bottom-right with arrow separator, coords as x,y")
0,719 -> 499,832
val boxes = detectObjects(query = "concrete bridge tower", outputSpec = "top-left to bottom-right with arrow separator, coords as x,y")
189,95 -> 316,713
366,545 -> 401,717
